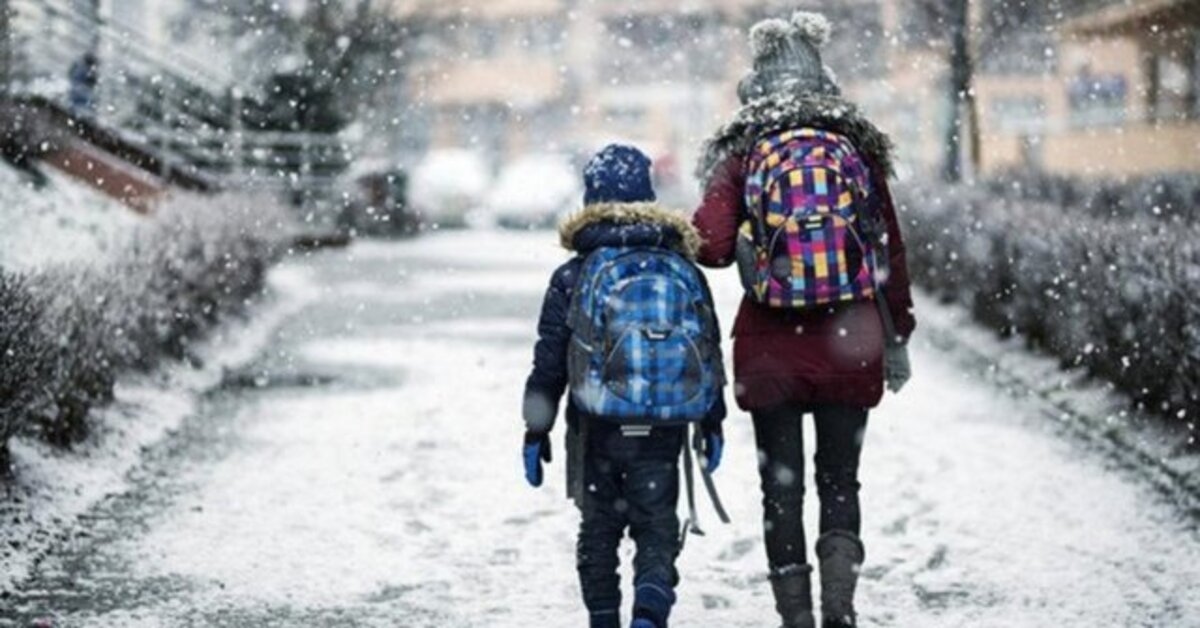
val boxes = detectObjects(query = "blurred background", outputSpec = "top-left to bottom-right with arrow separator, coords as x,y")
3,3 -> 1200,623
2,0 -> 1197,229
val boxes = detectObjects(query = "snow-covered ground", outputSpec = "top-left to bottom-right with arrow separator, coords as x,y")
0,164 -> 142,271
0,266 -> 318,597
6,230 -> 1200,627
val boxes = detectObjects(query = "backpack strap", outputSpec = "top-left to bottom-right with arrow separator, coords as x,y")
695,425 -> 731,524
679,424 -> 731,551
855,175 -> 904,349
874,285 -> 903,349
680,428 -> 703,547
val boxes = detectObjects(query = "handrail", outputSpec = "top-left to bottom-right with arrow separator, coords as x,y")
4,0 -> 353,196
11,0 -> 227,91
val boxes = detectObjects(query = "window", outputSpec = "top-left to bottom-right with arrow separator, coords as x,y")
990,96 -> 1046,134
1067,67 -> 1127,128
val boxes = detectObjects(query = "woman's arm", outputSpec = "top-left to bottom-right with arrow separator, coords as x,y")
872,170 -> 917,341
692,155 -> 746,268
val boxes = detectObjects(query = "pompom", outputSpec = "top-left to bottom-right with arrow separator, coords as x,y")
790,11 -> 832,47
749,18 -> 793,58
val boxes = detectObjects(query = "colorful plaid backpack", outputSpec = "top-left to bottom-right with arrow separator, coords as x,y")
737,128 -> 882,309
567,247 -> 724,423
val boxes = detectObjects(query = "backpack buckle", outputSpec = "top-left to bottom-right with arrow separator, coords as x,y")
642,328 -> 671,341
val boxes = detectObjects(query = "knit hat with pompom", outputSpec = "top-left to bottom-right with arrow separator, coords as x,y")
738,11 -> 840,104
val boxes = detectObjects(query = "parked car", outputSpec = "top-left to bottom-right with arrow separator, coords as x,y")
338,169 -> 420,237
409,149 -> 490,228
487,154 -> 580,229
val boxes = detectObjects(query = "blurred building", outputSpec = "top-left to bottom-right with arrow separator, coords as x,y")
392,0 -> 893,198
393,0 -> 1199,189
391,0 -> 572,166
975,0 -> 1200,176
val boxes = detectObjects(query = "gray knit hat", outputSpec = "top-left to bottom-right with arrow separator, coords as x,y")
737,11 -> 840,104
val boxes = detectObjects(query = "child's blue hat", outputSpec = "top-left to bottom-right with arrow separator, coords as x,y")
583,144 -> 656,206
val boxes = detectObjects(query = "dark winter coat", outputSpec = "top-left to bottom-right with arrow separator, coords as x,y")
525,201 -> 722,421
692,93 -> 916,411
524,202 -> 727,499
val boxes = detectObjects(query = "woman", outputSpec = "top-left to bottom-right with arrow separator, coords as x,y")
692,12 -> 916,628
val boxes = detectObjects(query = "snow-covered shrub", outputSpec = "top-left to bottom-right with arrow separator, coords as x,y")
897,182 -> 1200,445
31,268 -> 120,446
0,273 -> 51,468
983,171 -> 1200,223
0,193 -> 288,461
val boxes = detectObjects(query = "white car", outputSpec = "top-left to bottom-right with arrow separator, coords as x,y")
488,155 -> 580,230
409,149 -> 491,228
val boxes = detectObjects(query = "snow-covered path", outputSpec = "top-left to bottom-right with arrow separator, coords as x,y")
8,230 -> 1200,627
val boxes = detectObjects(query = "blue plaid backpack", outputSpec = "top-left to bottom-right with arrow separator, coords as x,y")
567,247 -> 723,424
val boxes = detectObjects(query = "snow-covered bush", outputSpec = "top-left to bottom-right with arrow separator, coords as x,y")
0,194 -> 288,464
0,273 -> 50,468
982,171 -> 1200,223
896,182 -> 1200,444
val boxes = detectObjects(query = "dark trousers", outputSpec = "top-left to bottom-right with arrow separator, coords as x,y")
752,403 -> 868,571
576,420 -> 684,622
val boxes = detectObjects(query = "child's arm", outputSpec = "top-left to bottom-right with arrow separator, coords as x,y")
699,269 -> 728,473
522,259 -> 580,488
692,155 -> 746,268
697,268 -> 728,427
523,259 -> 581,435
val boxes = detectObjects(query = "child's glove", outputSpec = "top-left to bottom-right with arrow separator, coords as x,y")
700,422 -> 723,474
523,390 -> 557,434
523,431 -> 552,487
884,344 -> 912,393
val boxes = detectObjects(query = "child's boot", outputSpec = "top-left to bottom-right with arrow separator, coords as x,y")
816,531 -> 865,628
769,564 -> 815,628
630,575 -> 675,628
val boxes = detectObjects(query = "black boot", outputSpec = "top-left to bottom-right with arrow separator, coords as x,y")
769,564 -> 815,628
816,531 -> 864,628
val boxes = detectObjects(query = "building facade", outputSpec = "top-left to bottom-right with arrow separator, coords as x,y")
394,0 -> 1200,189
974,0 -> 1200,176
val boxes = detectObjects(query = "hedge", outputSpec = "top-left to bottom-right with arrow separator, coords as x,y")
0,194 -> 288,469
981,171 -> 1200,223
895,182 -> 1199,444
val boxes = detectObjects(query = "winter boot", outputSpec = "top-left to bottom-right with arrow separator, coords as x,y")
630,575 -> 675,628
816,530 -> 865,628
769,564 -> 816,628
589,609 -> 620,628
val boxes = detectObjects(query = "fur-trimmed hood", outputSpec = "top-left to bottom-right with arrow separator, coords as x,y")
558,202 -> 702,259
697,91 -> 894,188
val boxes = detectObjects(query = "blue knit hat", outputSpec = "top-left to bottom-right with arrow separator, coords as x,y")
583,144 -> 656,206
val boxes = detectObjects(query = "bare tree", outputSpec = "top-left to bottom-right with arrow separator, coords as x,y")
945,0 -> 978,183
906,0 -> 980,183
189,0 -> 421,133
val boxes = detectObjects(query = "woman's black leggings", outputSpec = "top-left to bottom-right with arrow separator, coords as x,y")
752,403 -> 868,571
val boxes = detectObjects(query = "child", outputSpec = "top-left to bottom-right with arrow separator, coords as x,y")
522,144 -> 727,628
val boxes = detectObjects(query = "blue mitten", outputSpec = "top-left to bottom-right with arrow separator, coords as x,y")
523,432 -> 552,487
701,423 -> 723,474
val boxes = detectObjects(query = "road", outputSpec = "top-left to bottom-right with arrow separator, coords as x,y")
7,230 -> 1200,627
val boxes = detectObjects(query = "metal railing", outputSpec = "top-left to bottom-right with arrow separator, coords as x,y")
4,0 -> 351,195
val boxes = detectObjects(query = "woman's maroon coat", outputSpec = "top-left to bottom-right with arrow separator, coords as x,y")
692,155 -> 916,411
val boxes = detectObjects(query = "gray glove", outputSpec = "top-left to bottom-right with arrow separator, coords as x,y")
884,344 -> 911,393
522,390 -> 558,434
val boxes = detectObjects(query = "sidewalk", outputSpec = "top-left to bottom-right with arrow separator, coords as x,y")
5,230 -> 1199,627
